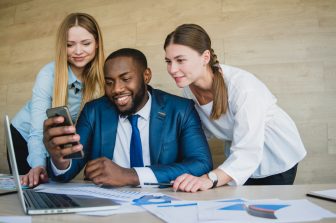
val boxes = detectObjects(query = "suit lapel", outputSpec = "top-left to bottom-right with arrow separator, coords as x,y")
149,89 -> 166,164
101,100 -> 119,159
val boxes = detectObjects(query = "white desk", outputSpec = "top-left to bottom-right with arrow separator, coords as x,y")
0,184 -> 335,223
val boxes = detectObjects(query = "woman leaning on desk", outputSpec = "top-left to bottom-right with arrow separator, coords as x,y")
8,13 -> 105,187
164,24 -> 307,192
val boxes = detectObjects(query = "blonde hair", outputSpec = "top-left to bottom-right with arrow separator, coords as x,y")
164,24 -> 228,120
52,13 -> 105,115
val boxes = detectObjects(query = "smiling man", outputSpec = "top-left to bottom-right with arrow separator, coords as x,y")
43,48 -> 212,187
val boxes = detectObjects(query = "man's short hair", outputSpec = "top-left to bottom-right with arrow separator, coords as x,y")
105,48 -> 148,73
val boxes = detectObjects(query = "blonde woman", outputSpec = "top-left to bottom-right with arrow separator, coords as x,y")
9,13 -> 105,187
164,24 -> 306,192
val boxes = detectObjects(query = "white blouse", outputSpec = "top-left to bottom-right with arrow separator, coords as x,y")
184,64 -> 306,185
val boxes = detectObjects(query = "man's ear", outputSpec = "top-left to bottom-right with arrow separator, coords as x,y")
202,49 -> 211,65
143,68 -> 152,84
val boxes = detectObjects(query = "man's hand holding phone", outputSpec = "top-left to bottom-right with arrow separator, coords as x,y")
43,106 -> 84,170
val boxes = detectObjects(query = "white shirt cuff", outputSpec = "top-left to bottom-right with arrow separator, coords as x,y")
218,166 -> 239,186
51,160 -> 72,176
133,167 -> 158,187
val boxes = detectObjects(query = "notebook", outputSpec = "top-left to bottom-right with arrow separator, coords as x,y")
4,115 -> 120,215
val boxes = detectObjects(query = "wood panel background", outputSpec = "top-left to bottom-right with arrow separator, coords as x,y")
0,0 -> 335,184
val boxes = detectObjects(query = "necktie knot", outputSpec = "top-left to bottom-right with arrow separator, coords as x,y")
128,114 -> 139,127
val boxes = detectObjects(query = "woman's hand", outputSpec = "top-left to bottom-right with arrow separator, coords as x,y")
20,166 -> 49,187
172,173 -> 213,193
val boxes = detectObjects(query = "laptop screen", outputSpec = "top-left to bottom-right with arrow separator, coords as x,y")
4,115 -> 27,213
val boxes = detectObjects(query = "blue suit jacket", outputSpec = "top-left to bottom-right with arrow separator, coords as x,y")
49,87 -> 213,183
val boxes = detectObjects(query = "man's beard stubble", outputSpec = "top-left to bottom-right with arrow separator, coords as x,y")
117,83 -> 147,116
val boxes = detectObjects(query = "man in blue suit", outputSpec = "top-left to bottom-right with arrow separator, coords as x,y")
43,48 -> 212,187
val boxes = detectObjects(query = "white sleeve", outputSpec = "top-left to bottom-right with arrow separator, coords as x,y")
133,167 -> 158,187
51,160 -> 72,176
218,89 -> 267,186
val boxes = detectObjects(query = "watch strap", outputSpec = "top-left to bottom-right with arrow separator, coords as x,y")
208,171 -> 218,189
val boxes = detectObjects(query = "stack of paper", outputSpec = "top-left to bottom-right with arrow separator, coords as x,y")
34,183 -> 336,221
0,216 -> 31,223
143,198 -> 336,223
0,176 -> 16,190
143,201 -> 199,223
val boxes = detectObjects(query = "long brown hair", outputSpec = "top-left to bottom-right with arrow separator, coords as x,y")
53,12 -> 105,115
164,24 -> 227,120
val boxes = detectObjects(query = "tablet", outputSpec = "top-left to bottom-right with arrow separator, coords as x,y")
307,189 -> 336,202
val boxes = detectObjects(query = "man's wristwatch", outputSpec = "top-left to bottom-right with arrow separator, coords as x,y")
207,171 -> 218,189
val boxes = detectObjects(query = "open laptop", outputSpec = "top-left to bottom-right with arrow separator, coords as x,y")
4,115 -> 120,215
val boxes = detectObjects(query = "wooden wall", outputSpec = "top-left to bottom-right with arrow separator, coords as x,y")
0,0 -> 335,183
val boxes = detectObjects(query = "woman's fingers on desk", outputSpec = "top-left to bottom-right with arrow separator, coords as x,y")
20,166 -> 49,188
173,174 -> 197,192
173,174 -> 212,193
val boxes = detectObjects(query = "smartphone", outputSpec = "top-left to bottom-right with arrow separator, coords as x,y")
46,106 -> 84,159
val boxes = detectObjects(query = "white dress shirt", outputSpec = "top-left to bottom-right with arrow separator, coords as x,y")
183,64 -> 306,186
52,92 -> 158,186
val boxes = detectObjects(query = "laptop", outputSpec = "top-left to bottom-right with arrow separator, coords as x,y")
4,115 -> 120,215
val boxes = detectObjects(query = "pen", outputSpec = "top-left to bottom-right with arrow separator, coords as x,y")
158,202 -> 197,208
144,182 -> 173,187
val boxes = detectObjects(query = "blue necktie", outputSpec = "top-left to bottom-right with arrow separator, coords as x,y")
128,115 -> 144,168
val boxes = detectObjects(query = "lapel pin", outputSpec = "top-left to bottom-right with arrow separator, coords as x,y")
158,112 -> 166,119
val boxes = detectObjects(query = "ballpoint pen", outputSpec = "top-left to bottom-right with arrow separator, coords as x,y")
144,182 -> 173,187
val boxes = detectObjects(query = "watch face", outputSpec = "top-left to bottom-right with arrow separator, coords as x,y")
208,171 -> 218,182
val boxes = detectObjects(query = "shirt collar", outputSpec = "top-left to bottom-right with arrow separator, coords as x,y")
120,91 -> 152,122
68,66 -> 82,90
